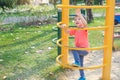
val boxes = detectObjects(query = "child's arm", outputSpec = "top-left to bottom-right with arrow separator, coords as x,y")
60,24 -> 76,36
60,24 -> 70,34
76,9 -> 88,27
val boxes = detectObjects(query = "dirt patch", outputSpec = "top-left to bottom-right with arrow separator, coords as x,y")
56,50 -> 120,80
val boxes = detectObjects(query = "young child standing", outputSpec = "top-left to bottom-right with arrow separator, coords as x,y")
61,9 -> 89,80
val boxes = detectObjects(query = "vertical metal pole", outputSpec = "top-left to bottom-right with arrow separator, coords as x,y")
102,0 -> 115,80
61,0 -> 69,65
57,9 -> 62,55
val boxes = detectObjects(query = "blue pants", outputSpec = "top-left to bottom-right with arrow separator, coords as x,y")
71,50 -> 88,77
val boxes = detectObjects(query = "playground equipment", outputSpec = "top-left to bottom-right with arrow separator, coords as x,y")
52,8 -> 85,55
52,9 -> 62,55
52,9 -> 86,55
56,0 -> 115,80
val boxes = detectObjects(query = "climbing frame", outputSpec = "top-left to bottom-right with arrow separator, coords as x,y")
56,0 -> 115,80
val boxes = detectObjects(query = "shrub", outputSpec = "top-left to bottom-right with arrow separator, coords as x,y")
16,0 -> 31,5
0,0 -> 17,11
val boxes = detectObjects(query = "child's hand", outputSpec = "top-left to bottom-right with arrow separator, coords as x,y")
75,8 -> 81,16
75,9 -> 83,17
60,24 -> 69,33
60,24 -> 67,28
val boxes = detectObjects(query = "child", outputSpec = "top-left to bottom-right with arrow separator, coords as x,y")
61,9 -> 89,80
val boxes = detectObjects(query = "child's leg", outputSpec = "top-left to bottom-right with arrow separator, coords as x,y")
78,50 -> 88,56
79,55 -> 85,77
77,50 -> 88,78
71,50 -> 80,65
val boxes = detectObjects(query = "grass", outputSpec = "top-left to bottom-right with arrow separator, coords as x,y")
0,5 -> 120,79
0,23 -> 64,80
1,17 -> 120,80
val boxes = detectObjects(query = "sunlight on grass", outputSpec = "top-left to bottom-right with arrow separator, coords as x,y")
0,23 -> 60,80
0,16 -> 120,80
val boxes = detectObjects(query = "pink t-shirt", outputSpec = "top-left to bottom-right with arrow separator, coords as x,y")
69,30 -> 89,48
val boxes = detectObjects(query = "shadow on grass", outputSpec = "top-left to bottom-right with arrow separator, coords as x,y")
0,23 -> 62,79
4,50 -> 63,80
0,33 -> 56,65
0,30 -> 55,48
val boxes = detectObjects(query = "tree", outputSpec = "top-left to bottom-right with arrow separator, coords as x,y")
0,0 -> 17,12
16,0 -> 30,5
70,0 -> 77,5
94,0 -> 103,5
85,0 -> 94,23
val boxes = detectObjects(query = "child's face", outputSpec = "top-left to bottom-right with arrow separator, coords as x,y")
74,16 -> 84,28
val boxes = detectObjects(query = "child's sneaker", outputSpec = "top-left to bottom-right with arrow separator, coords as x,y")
71,62 -> 80,67
78,77 -> 86,80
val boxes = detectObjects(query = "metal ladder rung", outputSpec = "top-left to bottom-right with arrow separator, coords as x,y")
57,5 -> 109,9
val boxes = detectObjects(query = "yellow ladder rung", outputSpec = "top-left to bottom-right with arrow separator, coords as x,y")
56,55 -> 105,70
56,38 -> 62,47
57,5 -> 109,9
69,27 -> 107,30
57,22 -> 63,28
56,39 -> 107,50
57,22 -> 108,30
69,46 -> 107,50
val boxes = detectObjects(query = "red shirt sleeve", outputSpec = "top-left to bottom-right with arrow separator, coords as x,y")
69,30 -> 76,36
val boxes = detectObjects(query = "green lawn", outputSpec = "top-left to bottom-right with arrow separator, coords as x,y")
0,17 -> 120,80
0,23 -> 63,80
